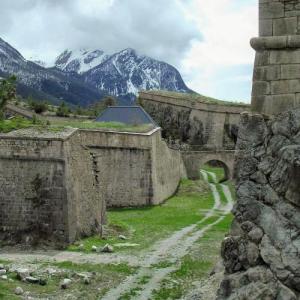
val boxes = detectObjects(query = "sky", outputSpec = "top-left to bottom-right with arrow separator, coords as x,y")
0,0 -> 258,103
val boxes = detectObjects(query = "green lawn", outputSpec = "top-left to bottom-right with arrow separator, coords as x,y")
68,179 -> 212,253
201,164 -> 226,183
47,119 -> 155,133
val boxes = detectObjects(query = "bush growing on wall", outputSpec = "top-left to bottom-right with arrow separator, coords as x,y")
0,75 -> 17,120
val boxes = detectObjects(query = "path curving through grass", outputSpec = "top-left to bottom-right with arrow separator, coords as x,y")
102,169 -> 233,300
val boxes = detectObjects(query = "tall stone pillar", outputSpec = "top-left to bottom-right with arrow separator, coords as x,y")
251,0 -> 300,115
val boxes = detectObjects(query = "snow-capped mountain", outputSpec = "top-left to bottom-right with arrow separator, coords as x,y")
0,38 -> 103,106
54,49 -> 110,74
54,47 -> 191,102
0,37 -> 192,106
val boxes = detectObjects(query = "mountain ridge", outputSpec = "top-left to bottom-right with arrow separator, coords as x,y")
0,37 -> 192,106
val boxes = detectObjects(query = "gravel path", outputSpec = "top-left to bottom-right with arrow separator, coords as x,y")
102,169 -> 233,300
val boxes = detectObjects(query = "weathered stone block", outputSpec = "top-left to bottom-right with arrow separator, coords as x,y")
271,79 -> 300,94
252,81 -> 271,96
253,65 -> 280,81
270,49 -> 300,64
254,51 -> 270,66
260,2 -> 284,20
281,64 -> 300,79
260,19 -> 273,36
273,17 -> 298,36
262,94 -> 296,115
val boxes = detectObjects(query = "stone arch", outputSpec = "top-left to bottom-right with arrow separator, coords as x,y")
203,159 -> 231,182
182,150 -> 235,181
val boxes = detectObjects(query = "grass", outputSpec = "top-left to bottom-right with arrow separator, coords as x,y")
52,261 -> 135,275
201,164 -> 226,183
68,179 -> 211,253
152,214 -> 233,299
0,117 -> 34,133
47,119 -> 155,133
0,116 -> 155,134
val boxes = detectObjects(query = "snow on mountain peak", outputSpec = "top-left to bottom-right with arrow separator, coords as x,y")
54,48 -> 110,73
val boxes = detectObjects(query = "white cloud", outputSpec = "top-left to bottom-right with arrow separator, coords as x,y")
0,0 -> 258,102
181,0 -> 258,101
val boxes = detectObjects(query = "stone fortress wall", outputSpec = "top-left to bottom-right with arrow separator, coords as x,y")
75,128 -> 185,207
0,127 -> 185,247
251,0 -> 300,115
0,128 -> 103,247
138,91 -> 249,151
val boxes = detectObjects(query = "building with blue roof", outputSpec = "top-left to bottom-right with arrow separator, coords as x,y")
96,106 -> 157,126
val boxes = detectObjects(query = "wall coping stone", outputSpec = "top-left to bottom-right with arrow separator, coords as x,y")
251,35 -> 300,50
78,127 -> 161,137
139,92 -> 249,114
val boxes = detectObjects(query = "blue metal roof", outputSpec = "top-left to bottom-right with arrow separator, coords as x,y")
96,106 -> 157,126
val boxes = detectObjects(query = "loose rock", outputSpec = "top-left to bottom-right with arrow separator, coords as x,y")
101,244 -> 114,253
0,269 -> 6,275
16,268 -> 30,281
14,286 -> 24,295
83,276 -> 90,285
25,276 -> 39,284
60,278 -> 72,289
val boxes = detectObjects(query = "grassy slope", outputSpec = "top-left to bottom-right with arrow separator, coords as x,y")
68,179 -> 211,253
142,90 -> 247,106
46,119 -> 154,133
0,117 -> 154,134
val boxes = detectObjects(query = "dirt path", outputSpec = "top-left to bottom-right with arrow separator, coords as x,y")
102,169 -> 233,300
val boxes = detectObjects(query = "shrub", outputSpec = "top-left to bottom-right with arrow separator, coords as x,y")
56,102 -> 70,117
0,75 -> 17,120
29,101 -> 48,114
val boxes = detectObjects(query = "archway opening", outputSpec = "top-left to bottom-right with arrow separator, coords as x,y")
200,160 -> 230,183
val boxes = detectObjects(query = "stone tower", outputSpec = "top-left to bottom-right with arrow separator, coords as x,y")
251,0 -> 300,115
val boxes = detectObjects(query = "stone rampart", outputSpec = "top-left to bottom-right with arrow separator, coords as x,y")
76,128 -> 186,207
0,127 -> 185,246
0,128 -> 103,247
139,91 -> 249,151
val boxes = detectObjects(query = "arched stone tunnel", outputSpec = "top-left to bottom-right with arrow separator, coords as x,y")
181,150 -> 235,181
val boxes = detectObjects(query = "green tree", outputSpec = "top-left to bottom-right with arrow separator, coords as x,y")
29,100 -> 48,114
102,96 -> 117,107
88,96 -> 118,117
0,75 -> 17,120
56,101 -> 70,117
